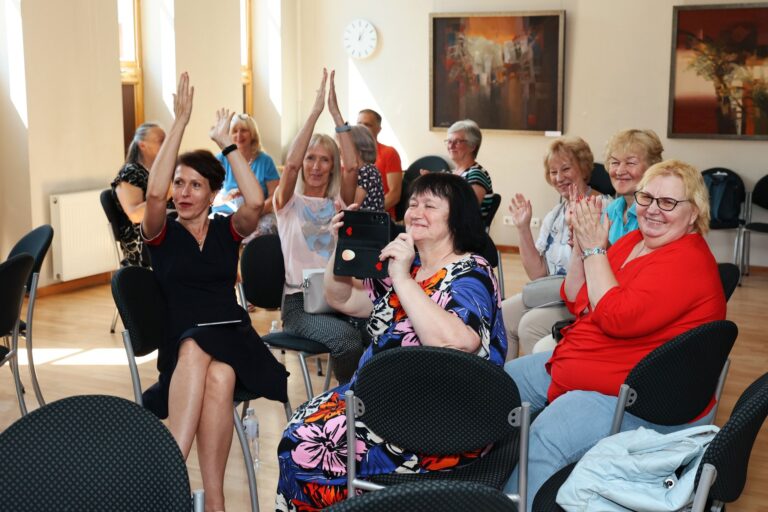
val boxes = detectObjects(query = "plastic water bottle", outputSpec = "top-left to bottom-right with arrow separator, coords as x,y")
269,319 -> 281,334
242,407 -> 260,467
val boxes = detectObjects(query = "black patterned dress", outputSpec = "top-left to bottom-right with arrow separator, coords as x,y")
111,163 -> 150,267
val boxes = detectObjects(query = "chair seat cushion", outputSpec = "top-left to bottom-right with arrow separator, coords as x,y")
369,431 -> 519,490
532,462 -> 576,512
745,221 -> 768,233
263,332 -> 330,354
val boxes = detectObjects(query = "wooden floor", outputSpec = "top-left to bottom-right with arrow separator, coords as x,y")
1,253 -> 766,511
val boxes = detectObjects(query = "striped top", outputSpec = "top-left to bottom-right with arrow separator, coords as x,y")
459,163 -> 494,219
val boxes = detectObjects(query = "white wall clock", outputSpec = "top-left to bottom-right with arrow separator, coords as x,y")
343,19 -> 378,59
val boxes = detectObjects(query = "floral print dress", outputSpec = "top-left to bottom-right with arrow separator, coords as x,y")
276,254 -> 507,511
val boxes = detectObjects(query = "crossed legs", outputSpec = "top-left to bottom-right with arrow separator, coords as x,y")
169,338 -> 235,511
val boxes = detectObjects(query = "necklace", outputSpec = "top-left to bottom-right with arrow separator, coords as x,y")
192,219 -> 209,250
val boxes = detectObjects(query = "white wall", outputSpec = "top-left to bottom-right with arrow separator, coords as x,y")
287,0 -> 768,265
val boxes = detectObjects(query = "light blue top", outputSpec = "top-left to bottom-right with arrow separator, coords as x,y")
605,196 -> 638,245
212,151 -> 280,215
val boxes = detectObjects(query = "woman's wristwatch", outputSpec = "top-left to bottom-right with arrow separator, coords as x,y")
581,247 -> 607,260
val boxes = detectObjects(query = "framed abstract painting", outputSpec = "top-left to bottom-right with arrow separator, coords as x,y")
668,3 -> 768,140
430,11 -> 565,134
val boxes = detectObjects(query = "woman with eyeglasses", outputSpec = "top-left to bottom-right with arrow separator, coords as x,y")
502,160 -> 726,510
502,137 -> 611,359
444,119 -> 494,220
211,112 -> 280,237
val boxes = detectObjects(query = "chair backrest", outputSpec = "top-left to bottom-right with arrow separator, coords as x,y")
0,254 -> 35,336
353,346 -> 520,455
240,234 -> 285,309
589,163 -> 616,196
7,225 -> 54,292
623,320 -> 738,425
717,263 -> 740,302
480,232 -> 500,268
702,168 -> 746,229
485,193 -> 502,230
696,372 -> 768,503
100,188 -> 124,241
111,266 -> 167,356
750,174 -> 768,211
325,480 -> 516,512
395,155 -> 452,220
0,394 -> 192,511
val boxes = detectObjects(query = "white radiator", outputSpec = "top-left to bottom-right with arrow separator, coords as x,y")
50,189 -> 115,281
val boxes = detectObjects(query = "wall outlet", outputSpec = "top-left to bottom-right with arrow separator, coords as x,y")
531,217 -> 541,228
503,215 -> 515,226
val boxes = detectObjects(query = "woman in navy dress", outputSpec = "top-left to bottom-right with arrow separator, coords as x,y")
142,72 -> 288,511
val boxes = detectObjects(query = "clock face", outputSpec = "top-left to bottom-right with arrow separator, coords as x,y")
343,19 -> 377,59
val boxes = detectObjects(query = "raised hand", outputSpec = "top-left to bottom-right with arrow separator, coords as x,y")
173,72 -> 194,125
209,108 -> 235,149
380,232 -> 416,282
328,69 -> 342,122
329,202 -> 360,239
508,193 -> 533,228
312,68 -> 328,116
571,195 -> 608,251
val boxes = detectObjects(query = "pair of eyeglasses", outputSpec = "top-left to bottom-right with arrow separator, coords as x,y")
444,139 -> 467,147
633,191 -> 689,211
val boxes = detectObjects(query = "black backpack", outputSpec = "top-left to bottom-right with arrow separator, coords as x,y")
702,168 -> 745,230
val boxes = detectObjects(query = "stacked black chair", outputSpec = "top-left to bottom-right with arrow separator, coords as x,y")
0,394 -> 202,511
344,346 -> 531,510
7,224 -> 54,407
737,174 -> 768,279
532,320 -> 739,511
588,162 -> 616,196
111,265 -> 273,512
702,168 -> 746,272
240,234 -> 334,402
326,480 -> 516,512
395,155 -> 452,221
0,254 -> 35,417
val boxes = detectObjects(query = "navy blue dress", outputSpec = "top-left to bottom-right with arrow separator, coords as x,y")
145,215 -> 288,417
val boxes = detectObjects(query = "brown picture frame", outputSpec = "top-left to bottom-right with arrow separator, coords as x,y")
430,11 -> 565,134
668,3 -> 768,140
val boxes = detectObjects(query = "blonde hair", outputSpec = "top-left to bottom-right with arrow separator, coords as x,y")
544,136 -> 594,186
296,133 -> 341,198
604,129 -> 664,167
230,113 -> 261,154
637,159 -> 710,235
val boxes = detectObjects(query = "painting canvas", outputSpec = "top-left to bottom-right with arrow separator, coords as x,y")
430,12 -> 565,133
669,3 -> 768,139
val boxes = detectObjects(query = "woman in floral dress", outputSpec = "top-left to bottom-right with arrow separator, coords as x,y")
275,172 -> 507,511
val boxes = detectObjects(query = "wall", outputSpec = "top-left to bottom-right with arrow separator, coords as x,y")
289,0 -> 768,265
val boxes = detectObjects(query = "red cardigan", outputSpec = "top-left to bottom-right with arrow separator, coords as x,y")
546,231 -> 726,404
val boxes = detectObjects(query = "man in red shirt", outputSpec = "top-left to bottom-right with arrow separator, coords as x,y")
357,109 -> 402,219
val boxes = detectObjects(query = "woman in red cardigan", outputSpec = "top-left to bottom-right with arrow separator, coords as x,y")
503,160 -> 726,510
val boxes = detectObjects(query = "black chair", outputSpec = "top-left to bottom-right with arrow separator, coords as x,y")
717,262 -> 740,301
690,372 -> 768,512
702,168 -> 746,271
395,155 -> 452,221
111,265 -> 272,512
100,188 -> 126,333
240,234 -> 334,402
326,480 -> 516,512
0,394 -> 203,511
344,346 -> 532,510
0,254 -> 35,417
737,174 -> 768,279
7,224 -> 54,407
532,320 -> 739,511
589,162 -> 615,196
484,193 -> 505,298
533,371 -> 768,512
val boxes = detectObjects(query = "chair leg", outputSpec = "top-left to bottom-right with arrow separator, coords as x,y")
323,356 -> 334,392
9,330 -> 28,416
24,274 -> 45,406
317,356 -> 324,376
110,307 -> 119,334
233,405 -> 260,512
496,249 -> 505,299
284,401 -> 293,420
297,352 -> 315,401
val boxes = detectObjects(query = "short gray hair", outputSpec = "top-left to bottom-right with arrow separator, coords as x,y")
447,119 -> 482,158
349,125 -> 377,164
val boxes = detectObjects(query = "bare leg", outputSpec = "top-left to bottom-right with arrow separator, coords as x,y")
197,361 -> 236,511
168,338 -> 212,458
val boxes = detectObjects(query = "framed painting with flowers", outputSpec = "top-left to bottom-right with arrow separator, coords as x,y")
668,3 -> 768,140
430,11 -> 565,133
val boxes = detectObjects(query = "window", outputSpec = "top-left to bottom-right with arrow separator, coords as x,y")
240,0 -> 253,115
118,0 -> 144,153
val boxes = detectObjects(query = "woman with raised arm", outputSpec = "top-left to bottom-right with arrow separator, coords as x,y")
275,173 -> 507,510
141,72 -> 288,511
273,69 -> 364,384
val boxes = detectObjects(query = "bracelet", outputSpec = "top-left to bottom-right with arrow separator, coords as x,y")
581,247 -> 607,260
334,122 -> 351,133
222,144 -> 237,156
